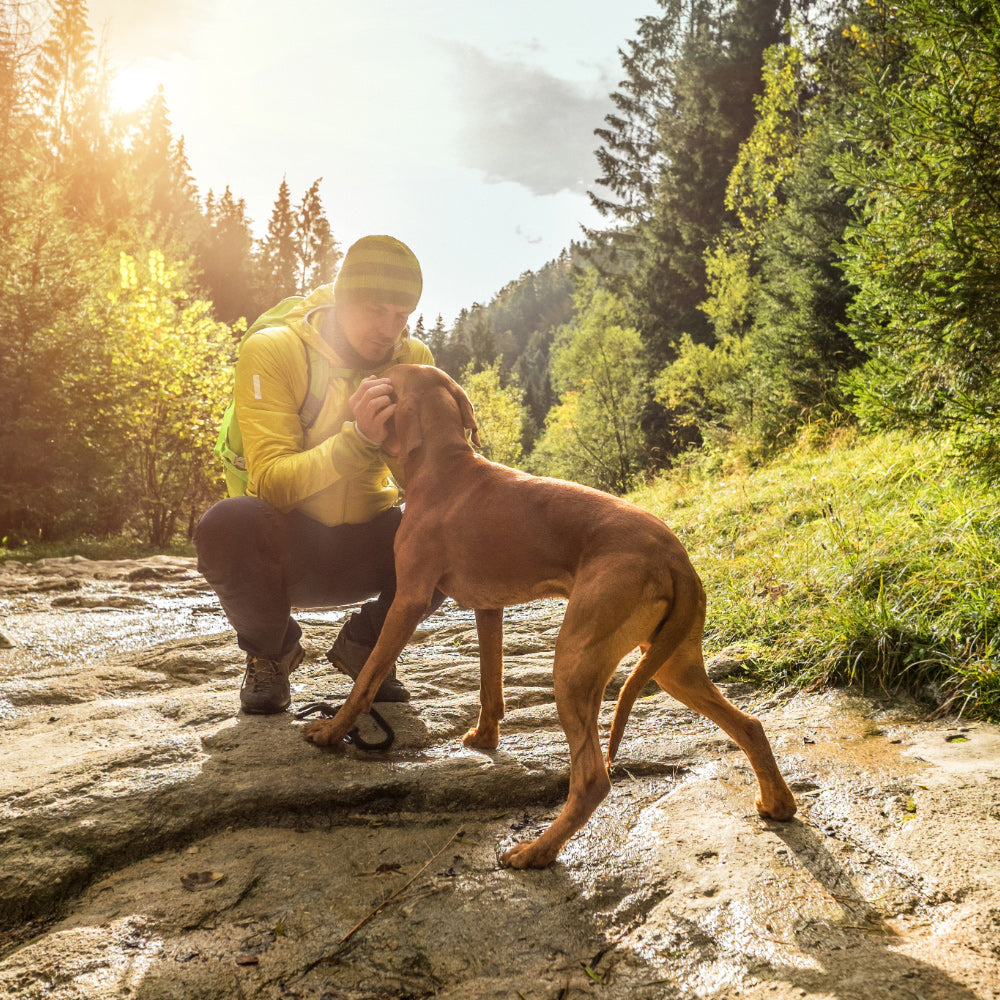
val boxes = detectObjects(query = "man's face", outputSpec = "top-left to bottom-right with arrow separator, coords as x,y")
336,299 -> 412,364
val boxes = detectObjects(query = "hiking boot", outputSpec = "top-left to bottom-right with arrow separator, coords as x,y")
240,643 -> 304,714
326,630 -> 410,703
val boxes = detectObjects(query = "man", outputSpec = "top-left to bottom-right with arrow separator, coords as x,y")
196,235 -> 441,714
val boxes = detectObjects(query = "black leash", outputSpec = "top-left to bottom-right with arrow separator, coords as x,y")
294,701 -> 395,752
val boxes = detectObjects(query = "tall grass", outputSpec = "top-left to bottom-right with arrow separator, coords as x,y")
632,431 -> 1000,722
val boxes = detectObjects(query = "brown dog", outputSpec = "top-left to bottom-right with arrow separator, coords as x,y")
303,364 -> 796,867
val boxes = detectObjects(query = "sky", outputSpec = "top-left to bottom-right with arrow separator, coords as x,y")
86,0 -> 659,327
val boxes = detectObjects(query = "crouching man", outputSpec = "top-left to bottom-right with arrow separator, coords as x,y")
196,235 -> 443,713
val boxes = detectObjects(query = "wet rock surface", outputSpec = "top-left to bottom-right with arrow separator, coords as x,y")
1,555 -> 999,1000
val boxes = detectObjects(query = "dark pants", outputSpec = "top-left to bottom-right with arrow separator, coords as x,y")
195,497 -> 426,660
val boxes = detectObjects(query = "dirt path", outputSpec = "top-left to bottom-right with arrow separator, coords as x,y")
1,556 -> 998,999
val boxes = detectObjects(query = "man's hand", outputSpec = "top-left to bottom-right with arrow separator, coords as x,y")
350,376 -> 396,446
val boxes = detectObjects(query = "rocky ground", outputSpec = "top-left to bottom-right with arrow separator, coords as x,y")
1,555 -> 998,1000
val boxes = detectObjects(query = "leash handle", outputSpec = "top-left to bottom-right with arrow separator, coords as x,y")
295,702 -> 395,752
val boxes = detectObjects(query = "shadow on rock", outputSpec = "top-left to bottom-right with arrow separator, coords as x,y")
760,818 -> 984,1000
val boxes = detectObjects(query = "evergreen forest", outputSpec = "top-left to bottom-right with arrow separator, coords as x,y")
3,0 -> 1000,556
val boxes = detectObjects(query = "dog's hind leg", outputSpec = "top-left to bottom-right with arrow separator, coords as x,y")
463,607 -> 504,750
654,652 -> 797,821
501,594 -> 639,869
501,669 -> 610,868
606,574 -> 796,823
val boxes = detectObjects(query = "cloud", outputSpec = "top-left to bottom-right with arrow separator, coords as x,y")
445,42 -> 612,197
515,225 -> 545,245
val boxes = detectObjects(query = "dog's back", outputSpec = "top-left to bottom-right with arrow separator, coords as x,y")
411,447 -> 696,614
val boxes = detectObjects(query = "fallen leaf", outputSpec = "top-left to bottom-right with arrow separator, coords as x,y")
180,871 -> 226,892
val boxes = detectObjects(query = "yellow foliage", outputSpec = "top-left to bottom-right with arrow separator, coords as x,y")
91,249 -> 236,544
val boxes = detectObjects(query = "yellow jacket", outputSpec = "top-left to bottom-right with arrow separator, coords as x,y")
235,284 -> 433,526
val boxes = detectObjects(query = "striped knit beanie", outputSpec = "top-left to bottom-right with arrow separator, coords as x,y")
333,235 -> 423,311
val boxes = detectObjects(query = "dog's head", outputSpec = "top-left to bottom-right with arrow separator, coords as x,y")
382,365 -> 481,465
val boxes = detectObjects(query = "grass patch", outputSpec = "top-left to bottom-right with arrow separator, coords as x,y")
631,430 -> 1000,722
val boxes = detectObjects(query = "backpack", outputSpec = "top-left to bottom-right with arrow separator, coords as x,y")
214,296 -> 331,497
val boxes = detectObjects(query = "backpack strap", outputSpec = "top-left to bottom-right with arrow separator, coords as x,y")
300,343 -> 330,430
299,343 -> 403,430
299,348 -> 401,430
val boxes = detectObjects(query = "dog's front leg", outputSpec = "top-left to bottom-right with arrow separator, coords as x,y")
302,663 -> 383,746
303,596 -> 425,748
463,608 -> 504,750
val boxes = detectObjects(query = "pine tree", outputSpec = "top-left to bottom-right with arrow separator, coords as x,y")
836,0 -> 1000,471
125,86 -> 201,249
167,136 -> 204,248
30,0 -> 95,171
436,308 -> 472,377
427,314 -> 448,359
512,327 -> 556,430
465,307 -> 498,372
197,185 -> 256,323
628,0 -> 789,365
133,86 -> 173,213
258,176 -> 298,301
295,178 -> 340,291
30,0 -> 120,223
584,8 -> 681,270
0,1 -> 38,189
748,119 -> 859,445
653,13 -> 865,456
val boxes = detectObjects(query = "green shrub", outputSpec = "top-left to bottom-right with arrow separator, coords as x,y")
631,430 -> 1000,721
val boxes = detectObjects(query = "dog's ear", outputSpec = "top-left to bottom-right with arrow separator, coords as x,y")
446,377 -> 481,450
390,395 -> 424,465
381,412 -> 400,459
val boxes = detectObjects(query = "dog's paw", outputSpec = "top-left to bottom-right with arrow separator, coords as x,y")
500,838 -> 556,870
461,726 -> 499,751
303,719 -> 350,747
755,792 -> 797,822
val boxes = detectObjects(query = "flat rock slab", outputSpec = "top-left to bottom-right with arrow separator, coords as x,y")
1,557 -> 999,999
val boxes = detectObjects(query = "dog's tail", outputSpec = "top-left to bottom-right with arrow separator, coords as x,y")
606,570 -> 705,765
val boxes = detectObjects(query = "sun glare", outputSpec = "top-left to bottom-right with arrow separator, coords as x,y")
110,64 -> 160,114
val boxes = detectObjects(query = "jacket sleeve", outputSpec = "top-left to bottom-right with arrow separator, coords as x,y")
235,334 -> 384,510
